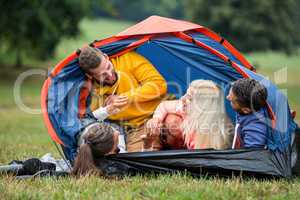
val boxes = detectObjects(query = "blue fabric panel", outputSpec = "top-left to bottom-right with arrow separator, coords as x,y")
242,66 -> 297,151
136,37 -> 243,122
154,36 -> 243,81
98,38 -> 138,56
189,32 -> 244,67
137,37 -> 242,92
48,63 -> 86,160
46,33 -> 297,161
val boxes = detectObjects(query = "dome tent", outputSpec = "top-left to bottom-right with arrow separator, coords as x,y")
41,16 -> 298,178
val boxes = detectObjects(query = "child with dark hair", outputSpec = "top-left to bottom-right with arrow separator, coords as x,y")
226,78 -> 269,148
72,123 -> 120,177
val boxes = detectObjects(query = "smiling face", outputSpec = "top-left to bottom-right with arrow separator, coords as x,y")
87,53 -> 118,86
226,88 -> 240,111
78,47 -> 118,86
226,88 -> 251,115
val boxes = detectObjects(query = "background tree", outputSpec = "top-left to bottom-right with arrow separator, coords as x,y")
93,0 -> 184,21
184,0 -> 300,54
0,0 -> 90,68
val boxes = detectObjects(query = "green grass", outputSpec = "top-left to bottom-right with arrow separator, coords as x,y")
1,79 -> 300,199
1,174 -> 300,199
1,17 -> 300,199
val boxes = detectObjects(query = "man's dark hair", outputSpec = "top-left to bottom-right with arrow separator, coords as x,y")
231,78 -> 268,111
78,46 -> 102,72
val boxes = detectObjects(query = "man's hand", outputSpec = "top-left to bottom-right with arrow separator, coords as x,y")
105,95 -> 128,115
146,118 -> 162,137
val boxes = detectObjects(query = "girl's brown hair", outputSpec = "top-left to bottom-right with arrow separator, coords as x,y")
71,123 -> 115,177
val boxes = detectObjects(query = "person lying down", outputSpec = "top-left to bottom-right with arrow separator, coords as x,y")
72,123 -> 121,176
72,80 -> 234,176
143,79 -> 234,151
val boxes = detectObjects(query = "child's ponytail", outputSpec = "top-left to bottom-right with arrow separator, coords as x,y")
71,143 -> 102,177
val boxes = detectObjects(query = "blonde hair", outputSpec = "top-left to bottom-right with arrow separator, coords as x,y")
181,80 -> 233,149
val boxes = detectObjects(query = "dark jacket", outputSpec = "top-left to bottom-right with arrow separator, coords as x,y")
236,108 -> 268,148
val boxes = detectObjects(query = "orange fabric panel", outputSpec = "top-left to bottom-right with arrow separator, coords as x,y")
116,16 -> 202,37
93,36 -> 129,48
109,35 -> 152,58
41,78 -> 64,145
78,79 -> 92,118
175,32 -> 250,78
196,28 -> 253,71
266,103 -> 277,129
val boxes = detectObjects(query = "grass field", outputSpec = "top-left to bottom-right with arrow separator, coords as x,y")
0,18 -> 300,199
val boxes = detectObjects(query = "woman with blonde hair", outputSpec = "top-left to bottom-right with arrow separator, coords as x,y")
181,80 -> 233,149
145,80 -> 234,150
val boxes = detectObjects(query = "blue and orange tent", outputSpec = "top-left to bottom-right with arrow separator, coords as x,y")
41,16 -> 298,178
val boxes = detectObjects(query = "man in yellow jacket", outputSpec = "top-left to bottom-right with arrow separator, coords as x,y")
78,46 -> 167,152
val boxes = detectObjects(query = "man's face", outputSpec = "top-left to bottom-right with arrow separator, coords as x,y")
87,53 -> 118,86
226,88 -> 250,114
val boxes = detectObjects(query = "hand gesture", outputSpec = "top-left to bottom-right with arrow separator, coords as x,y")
105,95 -> 128,115
146,118 -> 162,137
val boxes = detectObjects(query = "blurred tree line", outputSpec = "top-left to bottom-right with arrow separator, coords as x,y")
184,0 -> 300,54
98,0 -> 299,54
92,0 -> 185,21
0,0 -> 90,68
0,0 -> 299,68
